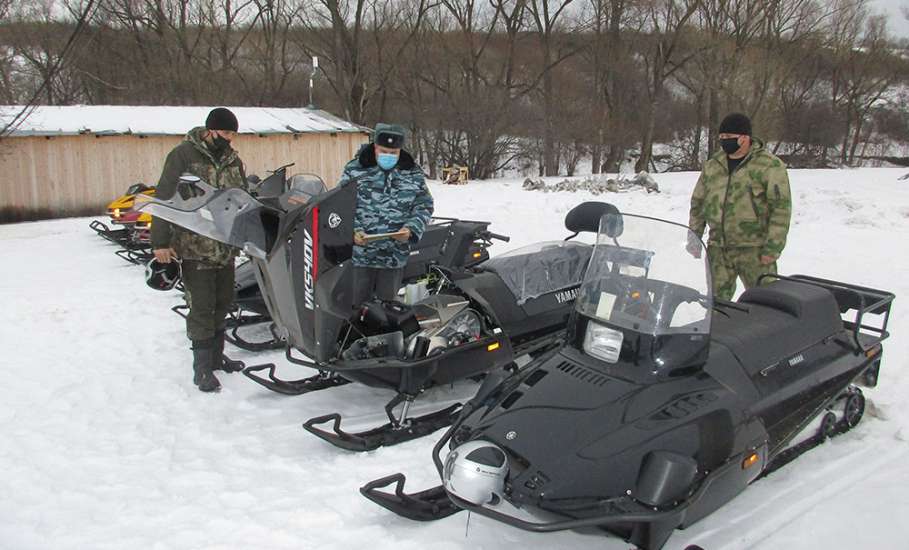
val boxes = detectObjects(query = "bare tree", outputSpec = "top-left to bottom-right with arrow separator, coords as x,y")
634,0 -> 700,172
582,0 -> 635,173
294,0 -> 432,124
527,0 -> 583,176
827,6 -> 898,164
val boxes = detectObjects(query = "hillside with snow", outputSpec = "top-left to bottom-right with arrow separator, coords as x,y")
1,168 -> 908,550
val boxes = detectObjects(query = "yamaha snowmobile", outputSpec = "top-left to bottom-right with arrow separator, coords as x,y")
224,216 -> 497,352
136,175 -> 595,451
220,163 -> 496,352
90,183 -> 156,246
361,204 -> 894,550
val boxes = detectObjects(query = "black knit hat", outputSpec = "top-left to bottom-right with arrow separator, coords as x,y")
205,107 -> 239,132
719,113 -> 751,136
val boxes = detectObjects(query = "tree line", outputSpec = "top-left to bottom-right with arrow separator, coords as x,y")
2,0 -> 907,178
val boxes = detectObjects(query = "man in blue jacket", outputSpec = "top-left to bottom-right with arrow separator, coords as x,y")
339,123 -> 434,304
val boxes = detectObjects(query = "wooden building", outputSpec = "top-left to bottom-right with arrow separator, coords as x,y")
0,105 -> 369,221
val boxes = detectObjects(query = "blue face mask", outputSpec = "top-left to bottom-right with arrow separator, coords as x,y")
377,152 -> 399,171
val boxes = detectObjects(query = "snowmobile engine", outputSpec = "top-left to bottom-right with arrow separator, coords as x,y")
346,296 -> 485,361
442,440 -> 509,505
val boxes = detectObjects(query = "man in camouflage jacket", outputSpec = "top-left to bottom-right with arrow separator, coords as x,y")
688,113 -> 792,301
150,108 -> 248,392
338,123 -> 434,304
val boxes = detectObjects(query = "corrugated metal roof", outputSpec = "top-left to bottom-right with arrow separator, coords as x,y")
0,105 -> 368,137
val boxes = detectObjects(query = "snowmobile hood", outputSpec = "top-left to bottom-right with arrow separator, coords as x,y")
107,187 -> 155,212
134,178 -> 270,255
450,346 -> 731,505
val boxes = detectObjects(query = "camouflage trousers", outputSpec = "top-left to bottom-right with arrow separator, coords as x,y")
182,260 -> 235,342
707,246 -> 777,302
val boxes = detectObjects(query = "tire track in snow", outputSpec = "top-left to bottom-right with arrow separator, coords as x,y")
677,437 -> 908,549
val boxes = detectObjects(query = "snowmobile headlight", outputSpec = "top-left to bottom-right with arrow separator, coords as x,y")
443,440 -> 509,506
583,322 -> 623,363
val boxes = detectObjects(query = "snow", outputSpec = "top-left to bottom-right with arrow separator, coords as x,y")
2,167 -> 909,550
0,105 -> 366,137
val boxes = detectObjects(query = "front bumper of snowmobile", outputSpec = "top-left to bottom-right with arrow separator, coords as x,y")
361,420 -> 748,540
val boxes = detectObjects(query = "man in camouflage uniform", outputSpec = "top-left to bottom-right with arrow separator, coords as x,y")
338,123 -> 434,304
688,113 -> 792,301
151,108 -> 248,392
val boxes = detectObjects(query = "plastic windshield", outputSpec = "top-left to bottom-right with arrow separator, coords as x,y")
134,178 -> 268,253
576,213 -> 711,336
280,174 -> 327,210
482,241 -> 592,305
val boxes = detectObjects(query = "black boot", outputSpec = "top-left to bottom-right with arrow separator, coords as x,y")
213,329 -> 245,373
192,339 -> 221,392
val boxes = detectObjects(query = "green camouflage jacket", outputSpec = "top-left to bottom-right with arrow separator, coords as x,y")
150,127 -> 247,266
688,138 -> 791,257
339,144 -> 434,268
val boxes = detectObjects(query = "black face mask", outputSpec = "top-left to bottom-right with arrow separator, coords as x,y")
209,135 -> 231,156
720,137 -> 742,156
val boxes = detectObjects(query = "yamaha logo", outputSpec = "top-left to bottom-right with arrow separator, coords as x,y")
328,212 -> 342,229
555,287 -> 580,304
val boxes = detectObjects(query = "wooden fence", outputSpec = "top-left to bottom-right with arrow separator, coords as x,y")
0,131 -> 367,222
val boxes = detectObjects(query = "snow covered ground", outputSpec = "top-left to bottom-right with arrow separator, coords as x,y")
2,168 -> 909,550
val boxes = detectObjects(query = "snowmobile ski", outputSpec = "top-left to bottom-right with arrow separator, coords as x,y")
242,363 -> 350,396
360,474 -> 460,521
303,396 -> 462,452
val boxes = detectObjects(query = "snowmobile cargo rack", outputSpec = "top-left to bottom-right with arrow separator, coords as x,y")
759,273 -> 894,353
429,216 -> 511,242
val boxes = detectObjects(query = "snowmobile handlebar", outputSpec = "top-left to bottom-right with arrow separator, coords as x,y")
481,231 -> 510,243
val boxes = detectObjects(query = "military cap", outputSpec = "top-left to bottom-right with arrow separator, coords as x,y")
374,123 -> 406,148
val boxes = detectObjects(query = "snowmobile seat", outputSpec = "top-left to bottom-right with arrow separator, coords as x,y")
480,242 -> 592,305
738,279 -> 841,329
710,280 -> 842,377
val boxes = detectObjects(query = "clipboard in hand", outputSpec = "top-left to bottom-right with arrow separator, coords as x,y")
356,229 -> 409,243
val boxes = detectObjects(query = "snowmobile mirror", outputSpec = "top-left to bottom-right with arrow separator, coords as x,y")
247,174 -> 261,185
565,202 -> 622,237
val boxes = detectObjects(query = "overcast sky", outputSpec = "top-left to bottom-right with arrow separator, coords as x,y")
872,0 -> 909,37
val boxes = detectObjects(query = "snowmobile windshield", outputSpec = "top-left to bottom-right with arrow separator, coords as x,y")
576,213 -> 711,337
482,241 -> 591,305
279,174 -> 327,210
134,179 -> 269,253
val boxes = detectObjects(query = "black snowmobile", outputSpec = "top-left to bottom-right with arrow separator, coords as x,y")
224,215 -> 497,352
215,163 -> 497,353
137,175 -> 594,451
361,204 -> 894,550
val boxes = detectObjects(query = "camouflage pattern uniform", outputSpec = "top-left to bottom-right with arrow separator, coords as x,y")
689,138 -> 791,301
150,126 -> 247,341
338,143 -> 434,302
